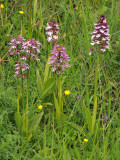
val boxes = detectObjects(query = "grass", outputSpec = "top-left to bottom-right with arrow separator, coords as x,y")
0,0 -> 120,159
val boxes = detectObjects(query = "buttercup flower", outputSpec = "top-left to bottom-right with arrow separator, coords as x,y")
84,138 -> 88,143
64,90 -> 70,95
90,15 -> 110,54
50,45 -> 70,74
46,20 -> 59,43
0,4 -> 4,8
38,105 -> 43,110
19,11 -> 24,14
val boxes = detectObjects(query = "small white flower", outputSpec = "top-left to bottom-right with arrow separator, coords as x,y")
95,26 -> 101,29
96,34 -> 101,38
103,19 -> 107,23
37,49 -> 40,53
46,31 -> 53,36
101,49 -> 106,52
46,26 -> 52,30
89,52 -> 92,55
93,30 -> 98,34
91,35 -> 95,39
53,35 -> 58,39
95,40 -> 100,44
47,36 -> 52,42
101,25 -> 106,28
105,46 -> 110,49
100,29 -> 104,33
90,42 -> 95,45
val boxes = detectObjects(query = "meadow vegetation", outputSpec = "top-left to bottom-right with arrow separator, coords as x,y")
0,0 -> 120,159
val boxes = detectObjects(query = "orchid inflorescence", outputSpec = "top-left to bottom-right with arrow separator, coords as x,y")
46,20 -> 70,74
49,45 -> 70,75
46,20 -> 59,43
89,15 -> 110,55
9,35 -> 41,78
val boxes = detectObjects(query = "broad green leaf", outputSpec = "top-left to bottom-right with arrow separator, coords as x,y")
54,92 -> 60,121
29,112 -> 44,133
92,96 -> 97,132
84,106 -> 92,132
41,78 -> 55,98
15,112 -> 22,133
36,70 -> 43,94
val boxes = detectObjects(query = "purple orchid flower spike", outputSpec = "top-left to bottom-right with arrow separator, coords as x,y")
46,20 -> 59,43
49,45 -> 70,75
14,62 -> 29,78
89,15 -> 110,55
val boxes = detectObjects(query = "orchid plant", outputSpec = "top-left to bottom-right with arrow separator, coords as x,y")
88,15 -> 110,133
8,35 -> 42,136
49,44 -> 70,122
45,20 -> 70,122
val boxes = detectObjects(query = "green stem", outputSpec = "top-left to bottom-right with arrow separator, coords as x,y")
29,0 -> 32,39
58,76 -> 63,116
21,15 -> 23,36
94,49 -> 100,100
26,69 -> 29,135
17,77 -> 19,113
22,76 -> 25,131
92,47 -> 100,132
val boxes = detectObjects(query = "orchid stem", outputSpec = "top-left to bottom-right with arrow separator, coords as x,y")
22,76 -> 25,132
17,77 -> 19,113
92,47 -> 100,132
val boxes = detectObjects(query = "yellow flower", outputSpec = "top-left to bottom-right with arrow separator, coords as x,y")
19,11 -> 24,14
64,90 -> 70,95
38,105 -> 43,110
84,138 -> 88,143
0,4 -> 4,8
